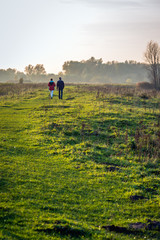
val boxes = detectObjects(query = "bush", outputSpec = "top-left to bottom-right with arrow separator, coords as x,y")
136,81 -> 154,90
19,78 -> 24,84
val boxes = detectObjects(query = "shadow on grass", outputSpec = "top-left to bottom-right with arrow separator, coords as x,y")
37,225 -> 89,237
92,112 -> 137,129
0,105 -> 12,108
102,223 -> 160,239
36,219 -> 91,238
106,97 -> 160,111
0,177 -> 9,192
42,105 -> 71,109
66,97 -> 75,100
103,225 -> 160,239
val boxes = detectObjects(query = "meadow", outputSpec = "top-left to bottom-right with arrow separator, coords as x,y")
0,83 -> 160,240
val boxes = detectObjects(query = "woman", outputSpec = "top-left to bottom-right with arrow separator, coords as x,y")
48,78 -> 56,99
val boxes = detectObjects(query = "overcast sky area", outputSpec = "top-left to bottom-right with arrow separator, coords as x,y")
0,0 -> 160,73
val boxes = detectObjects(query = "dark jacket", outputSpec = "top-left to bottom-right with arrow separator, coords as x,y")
57,79 -> 64,90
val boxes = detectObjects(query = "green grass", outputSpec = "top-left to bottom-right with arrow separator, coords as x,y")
0,84 -> 160,240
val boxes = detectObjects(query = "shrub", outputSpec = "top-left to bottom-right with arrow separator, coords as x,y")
19,78 -> 24,84
136,81 -> 154,90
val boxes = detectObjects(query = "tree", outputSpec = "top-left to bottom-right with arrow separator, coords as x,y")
19,78 -> 24,84
34,64 -> 46,75
24,64 -> 34,76
24,64 -> 46,82
144,40 -> 160,89
24,64 -> 46,75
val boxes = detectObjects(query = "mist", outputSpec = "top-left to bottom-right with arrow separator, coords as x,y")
0,57 -> 148,84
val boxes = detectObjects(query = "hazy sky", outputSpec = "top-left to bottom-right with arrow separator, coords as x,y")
0,0 -> 159,73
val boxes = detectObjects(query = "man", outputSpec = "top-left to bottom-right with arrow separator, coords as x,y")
48,78 -> 56,99
57,77 -> 64,99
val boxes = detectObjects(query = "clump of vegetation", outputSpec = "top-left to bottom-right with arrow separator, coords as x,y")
0,83 -> 160,240
0,82 -> 46,96
19,77 -> 24,84
136,81 -> 154,90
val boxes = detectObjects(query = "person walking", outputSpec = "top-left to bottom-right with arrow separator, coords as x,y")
57,77 -> 64,99
48,78 -> 56,99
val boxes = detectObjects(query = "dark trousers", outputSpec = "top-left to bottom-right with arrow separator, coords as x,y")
59,89 -> 63,99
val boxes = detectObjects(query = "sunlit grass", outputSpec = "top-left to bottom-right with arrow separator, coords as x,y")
0,84 -> 160,239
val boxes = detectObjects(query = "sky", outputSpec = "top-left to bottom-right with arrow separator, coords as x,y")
0,0 -> 160,74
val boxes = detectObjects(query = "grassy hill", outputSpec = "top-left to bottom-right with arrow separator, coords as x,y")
0,84 -> 160,240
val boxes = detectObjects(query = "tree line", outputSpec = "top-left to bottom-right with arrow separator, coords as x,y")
0,64 -> 56,83
0,41 -> 160,88
0,61 -> 148,84
62,58 -> 147,84
62,40 -> 160,88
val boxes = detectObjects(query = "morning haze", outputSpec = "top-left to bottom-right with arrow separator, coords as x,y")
0,0 -> 159,78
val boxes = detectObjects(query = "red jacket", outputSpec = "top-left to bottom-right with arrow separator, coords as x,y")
48,81 -> 56,90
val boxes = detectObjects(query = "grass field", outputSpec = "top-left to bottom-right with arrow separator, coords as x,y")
0,84 -> 160,240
